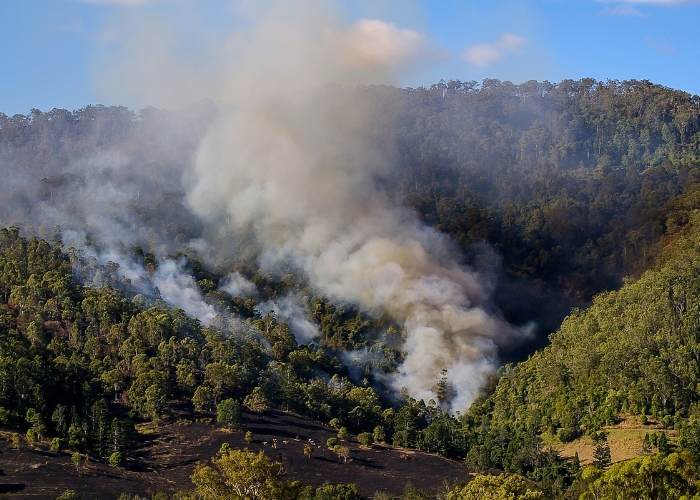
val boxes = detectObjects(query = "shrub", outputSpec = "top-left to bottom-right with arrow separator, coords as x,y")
71,452 -> 85,471
25,428 -> 38,444
358,432 -> 373,446
314,483 -> 365,499
326,437 -> 338,448
108,451 -> 124,467
56,490 -> 82,500
50,437 -> 66,451
373,426 -> 386,444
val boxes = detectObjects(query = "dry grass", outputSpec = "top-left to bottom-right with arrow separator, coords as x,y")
557,417 -> 677,466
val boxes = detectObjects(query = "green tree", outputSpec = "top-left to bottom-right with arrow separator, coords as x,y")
243,387 -> 269,414
193,385 -> 217,414
190,449 -> 284,500
579,451 -> 700,500
50,437 -> 66,451
217,398 -> 242,430
313,483 -> 365,500
358,432 -> 373,447
373,426 -> 386,444
445,474 -> 544,500
333,445 -> 350,463
71,452 -> 86,473
658,431 -> 670,456
592,433 -> 612,469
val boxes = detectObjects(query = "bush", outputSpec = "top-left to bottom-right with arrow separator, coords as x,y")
337,427 -> 348,439
50,437 -> 66,451
357,432 -> 373,446
314,483 -> 365,499
108,451 -> 124,467
56,490 -> 82,500
329,418 -> 341,429
326,437 -> 338,448
25,428 -> 38,444
373,426 -> 386,444
557,426 -> 579,443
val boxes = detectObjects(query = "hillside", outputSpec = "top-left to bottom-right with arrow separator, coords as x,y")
1,79 -> 700,499
459,209 -> 700,497
0,408 -> 472,499
2,79 -> 700,346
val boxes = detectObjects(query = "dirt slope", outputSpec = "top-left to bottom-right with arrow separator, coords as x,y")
0,408 -> 472,499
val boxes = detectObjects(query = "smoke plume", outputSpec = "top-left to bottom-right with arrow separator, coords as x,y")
0,0 -> 533,412
147,0 -> 529,411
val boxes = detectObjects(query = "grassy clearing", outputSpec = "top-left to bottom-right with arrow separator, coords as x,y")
557,422 -> 677,466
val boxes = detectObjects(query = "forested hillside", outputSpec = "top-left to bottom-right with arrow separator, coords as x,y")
378,79 -> 700,300
2,79 -> 699,337
2,78 -> 700,498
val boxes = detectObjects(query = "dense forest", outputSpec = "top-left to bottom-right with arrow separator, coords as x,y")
1,78 -> 700,498
3,78 -> 699,345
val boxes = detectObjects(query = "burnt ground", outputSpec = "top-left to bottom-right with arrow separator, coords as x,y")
0,408 -> 473,499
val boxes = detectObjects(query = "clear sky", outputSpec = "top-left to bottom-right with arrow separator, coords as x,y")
0,0 -> 698,116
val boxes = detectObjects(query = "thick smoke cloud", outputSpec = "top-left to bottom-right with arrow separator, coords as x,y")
156,0 -> 530,411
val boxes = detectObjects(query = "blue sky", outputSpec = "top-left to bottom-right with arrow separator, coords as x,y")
0,0 -> 698,115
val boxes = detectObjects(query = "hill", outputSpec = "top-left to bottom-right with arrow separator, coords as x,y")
458,209 -> 700,497
0,408 -> 473,499
1,78 -> 700,499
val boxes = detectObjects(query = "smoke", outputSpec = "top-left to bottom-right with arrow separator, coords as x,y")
151,259 -> 217,325
219,271 -> 257,299
137,0 -> 528,412
68,234 -> 219,325
0,0 -> 534,412
258,294 -> 320,344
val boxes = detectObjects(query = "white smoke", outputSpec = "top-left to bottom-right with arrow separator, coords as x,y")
219,271 -> 257,298
92,0 -> 532,411
259,294 -> 320,344
68,233 -> 218,326
151,258 -> 217,325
